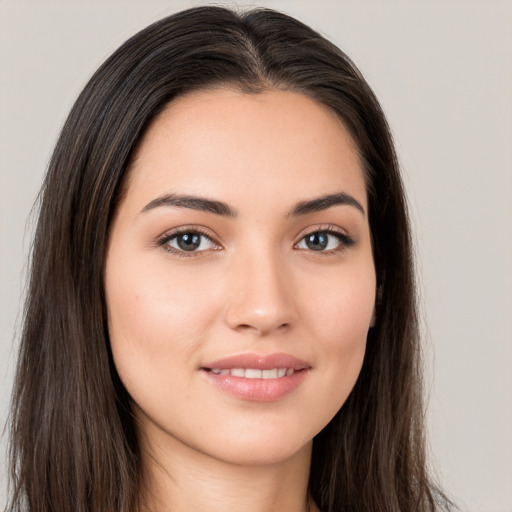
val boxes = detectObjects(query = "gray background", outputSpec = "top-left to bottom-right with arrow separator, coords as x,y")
1,1 -> 511,510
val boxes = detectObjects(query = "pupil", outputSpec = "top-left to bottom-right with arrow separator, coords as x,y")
177,233 -> 201,251
306,232 -> 328,251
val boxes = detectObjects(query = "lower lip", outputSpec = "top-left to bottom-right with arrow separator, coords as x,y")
201,369 -> 309,402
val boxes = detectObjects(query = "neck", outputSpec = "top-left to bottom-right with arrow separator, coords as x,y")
137,422 -> 317,512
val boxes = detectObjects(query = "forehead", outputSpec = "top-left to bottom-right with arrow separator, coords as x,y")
124,88 -> 367,214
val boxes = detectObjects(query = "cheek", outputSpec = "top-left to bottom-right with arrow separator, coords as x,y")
304,258 -> 376,347
104,255 -> 222,389
299,260 -> 375,417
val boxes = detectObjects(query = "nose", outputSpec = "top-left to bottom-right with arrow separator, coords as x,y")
223,246 -> 298,336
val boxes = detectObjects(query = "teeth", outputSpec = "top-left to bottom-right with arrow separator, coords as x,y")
262,369 -> 278,379
209,367 -> 294,379
245,369 -> 262,379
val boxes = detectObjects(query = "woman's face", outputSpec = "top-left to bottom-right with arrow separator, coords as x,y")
105,88 -> 376,467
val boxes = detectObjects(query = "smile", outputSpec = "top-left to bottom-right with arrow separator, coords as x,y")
208,368 -> 295,378
201,353 -> 311,401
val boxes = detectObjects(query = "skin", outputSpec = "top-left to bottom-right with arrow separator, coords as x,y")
105,88 -> 376,512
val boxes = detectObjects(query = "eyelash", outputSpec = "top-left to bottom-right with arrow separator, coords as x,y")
296,224 -> 355,254
157,226 -> 220,258
156,224 -> 355,258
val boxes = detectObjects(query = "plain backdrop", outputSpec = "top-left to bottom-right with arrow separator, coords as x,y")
1,1 -> 511,511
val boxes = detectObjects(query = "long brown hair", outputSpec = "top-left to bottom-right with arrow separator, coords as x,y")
8,6 -> 452,512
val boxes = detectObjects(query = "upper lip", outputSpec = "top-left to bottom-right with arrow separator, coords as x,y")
202,352 -> 311,370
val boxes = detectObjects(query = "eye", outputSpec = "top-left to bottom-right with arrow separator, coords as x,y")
158,228 -> 220,256
295,228 -> 354,253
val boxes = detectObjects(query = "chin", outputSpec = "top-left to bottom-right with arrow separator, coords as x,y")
204,435 -> 314,467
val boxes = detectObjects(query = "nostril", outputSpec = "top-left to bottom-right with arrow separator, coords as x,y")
224,294 -> 298,335
233,322 -> 290,335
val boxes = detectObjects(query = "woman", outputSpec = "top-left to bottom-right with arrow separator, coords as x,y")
8,6 -> 452,512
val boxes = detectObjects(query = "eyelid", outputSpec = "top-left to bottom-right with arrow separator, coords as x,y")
294,224 -> 355,252
156,225 -> 222,257
154,223 -> 354,258
295,223 -> 350,242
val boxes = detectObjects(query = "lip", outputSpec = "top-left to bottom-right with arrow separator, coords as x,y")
202,352 -> 310,371
200,352 -> 311,402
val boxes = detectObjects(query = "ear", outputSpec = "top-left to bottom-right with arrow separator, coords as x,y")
370,308 -> 376,328
369,283 -> 383,328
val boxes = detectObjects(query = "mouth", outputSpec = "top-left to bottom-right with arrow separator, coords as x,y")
200,353 -> 311,401
205,367 -> 299,378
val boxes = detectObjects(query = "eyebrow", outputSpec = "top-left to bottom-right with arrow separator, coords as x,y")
140,191 -> 365,218
286,192 -> 365,217
141,194 -> 237,217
